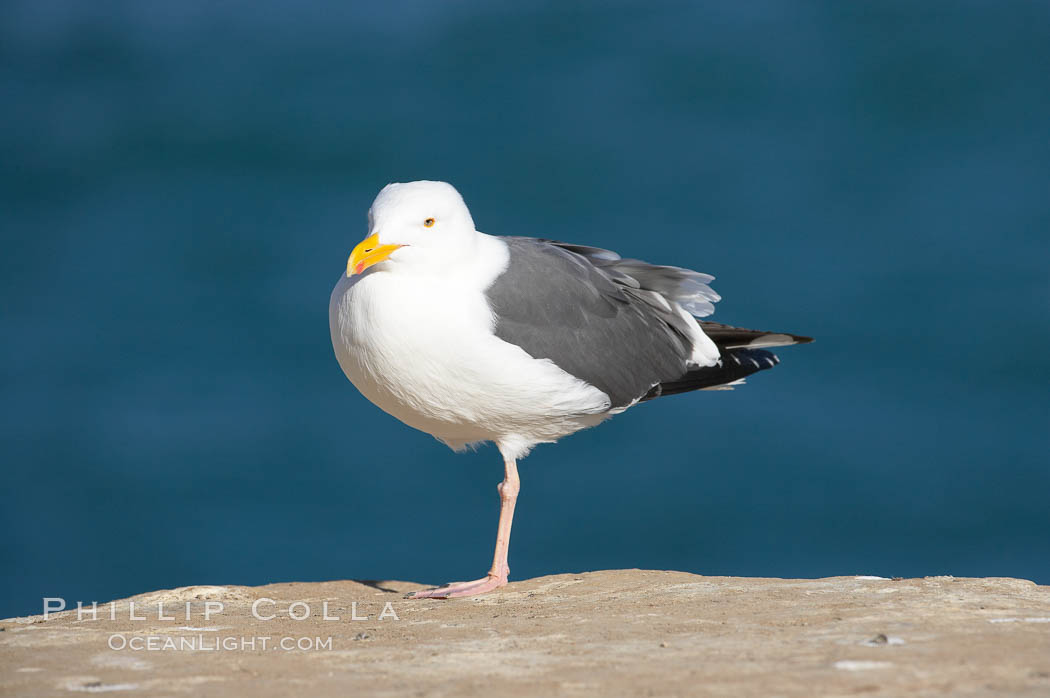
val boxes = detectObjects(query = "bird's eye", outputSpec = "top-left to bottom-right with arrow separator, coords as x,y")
423,218 -> 435,227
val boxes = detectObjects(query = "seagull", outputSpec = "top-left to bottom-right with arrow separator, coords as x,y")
329,180 -> 811,599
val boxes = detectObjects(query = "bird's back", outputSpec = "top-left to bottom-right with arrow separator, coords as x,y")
485,236 -> 811,407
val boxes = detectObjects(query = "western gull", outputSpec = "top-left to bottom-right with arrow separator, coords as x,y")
329,180 -> 812,598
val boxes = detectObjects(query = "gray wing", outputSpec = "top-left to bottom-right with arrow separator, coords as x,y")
484,237 -> 713,408
550,241 -> 721,317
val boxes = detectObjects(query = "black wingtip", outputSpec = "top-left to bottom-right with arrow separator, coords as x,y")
645,347 -> 781,399
698,321 -> 814,348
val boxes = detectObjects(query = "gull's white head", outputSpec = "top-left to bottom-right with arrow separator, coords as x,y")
347,180 -> 477,276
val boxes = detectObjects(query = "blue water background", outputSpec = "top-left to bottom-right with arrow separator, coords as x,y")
2,2 -> 1048,618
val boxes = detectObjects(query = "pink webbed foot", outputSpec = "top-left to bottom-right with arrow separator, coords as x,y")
405,574 -> 508,599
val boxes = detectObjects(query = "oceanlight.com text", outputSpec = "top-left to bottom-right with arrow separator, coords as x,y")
107,634 -> 334,652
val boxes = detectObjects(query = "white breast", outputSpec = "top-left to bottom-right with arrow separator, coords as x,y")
329,235 -> 611,454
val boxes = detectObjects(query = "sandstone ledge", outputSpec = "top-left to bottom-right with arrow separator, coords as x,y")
2,570 -> 1049,696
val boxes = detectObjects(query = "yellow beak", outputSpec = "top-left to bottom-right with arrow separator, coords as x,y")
346,234 -> 403,276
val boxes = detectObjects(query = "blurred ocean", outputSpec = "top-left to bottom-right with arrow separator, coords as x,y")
1,2 -> 1048,619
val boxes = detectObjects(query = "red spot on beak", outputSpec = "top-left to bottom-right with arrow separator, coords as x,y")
355,262 -> 365,275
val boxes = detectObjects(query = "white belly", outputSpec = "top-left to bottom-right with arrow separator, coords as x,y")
329,269 -> 611,452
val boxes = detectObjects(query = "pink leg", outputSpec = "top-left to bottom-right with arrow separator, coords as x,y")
407,454 -> 520,599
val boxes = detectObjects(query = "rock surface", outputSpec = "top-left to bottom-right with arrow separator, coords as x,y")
2,571 -> 1049,696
